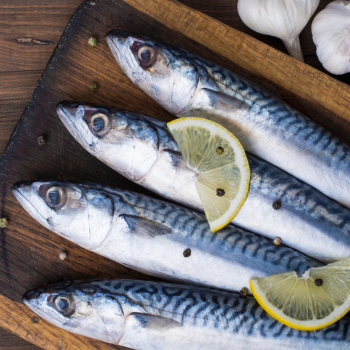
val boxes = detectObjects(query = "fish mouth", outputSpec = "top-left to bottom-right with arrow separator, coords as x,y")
22,293 -> 38,314
23,292 -> 65,328
106,30 -> 132,41
106,30 -> 150,43
105,33 -> 127,64
12,180 -> 34,190
22,295 -> 31,307
11,183 -> 50,230
106,31 -> 140,80
23,289 -> 41,304
23,286 -> 50,317
56,101 -> 80,127
56,101 -> 92,150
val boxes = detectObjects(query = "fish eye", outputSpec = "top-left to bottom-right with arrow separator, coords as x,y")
48,188 -> 61,205
54,295 -> 75,317
90,113 -> 110,137
132,42 -> 158,69
56,296 -> 69,310
44,185 -> 67,209
138,46 -> 155,64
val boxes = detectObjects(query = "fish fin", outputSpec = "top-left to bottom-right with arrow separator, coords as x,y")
127,313 -> 182,330
121,214 -> 172,237
203,88 -> 251,114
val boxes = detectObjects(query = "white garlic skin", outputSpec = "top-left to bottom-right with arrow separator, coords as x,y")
238,0 -> 320,62
312,1 -> 350,75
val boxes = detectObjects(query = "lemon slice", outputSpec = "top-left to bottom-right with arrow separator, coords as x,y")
250,256 -> 350,331
167,117 -> 250,232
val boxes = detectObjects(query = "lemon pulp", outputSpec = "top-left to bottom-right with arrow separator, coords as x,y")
250,256 -> 350,331
168,117 -> 250,232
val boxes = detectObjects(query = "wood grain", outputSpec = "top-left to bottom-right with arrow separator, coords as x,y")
0,328 -> 38,350
1,0 -> 350,349
0,0 -> 85,157
0,0 -> 348,158
0,71 -> 42,157
0,0 -> 349,158
0,0 -> 85,72
0,294 -> 123,350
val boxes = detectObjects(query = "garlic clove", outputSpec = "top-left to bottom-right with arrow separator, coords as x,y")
312,1 -> 350,75
238,0 -> 320,62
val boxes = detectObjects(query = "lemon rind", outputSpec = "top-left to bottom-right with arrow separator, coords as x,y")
250,278 -> 350,331
209,168 -> 250,232
168,117 -> 250,232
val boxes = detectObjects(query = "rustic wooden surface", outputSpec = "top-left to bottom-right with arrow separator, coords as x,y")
1,0 -> 350,349
0,328 -> 38,350
1,0 -> 350,158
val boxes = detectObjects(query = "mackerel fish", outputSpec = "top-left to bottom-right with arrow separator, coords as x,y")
57,102 -> 350,263
23,278 -> 350,349
106,30 -> 350,208
12,181 -> 320,294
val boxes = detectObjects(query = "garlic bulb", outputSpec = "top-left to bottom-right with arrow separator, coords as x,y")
312,1 -> 350,75
238,0 -> 320,62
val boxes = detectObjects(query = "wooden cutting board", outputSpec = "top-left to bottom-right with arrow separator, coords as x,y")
1,0 -> 350,348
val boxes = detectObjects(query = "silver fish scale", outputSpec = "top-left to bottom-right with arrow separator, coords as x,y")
79,279 -> 350,345
142,41 -> 350,207
120,114 -> 350,232
57,97 -> 350,261
120,113 -> 350,262
142,116 -> 350,262
184,51 -> 350,167
248,155 -> 350,227
91,184 -> 320,276
110,110 -> 350,262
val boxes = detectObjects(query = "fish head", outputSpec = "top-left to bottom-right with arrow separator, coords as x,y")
12,181 -> 113,250
106,30 -> 199,114
57,102 -> 160,182
23,280 -> 125,344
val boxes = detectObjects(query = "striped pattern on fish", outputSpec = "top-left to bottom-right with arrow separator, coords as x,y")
57,102 -> 350,262
23,279 -> 350,349
12,181 -> 320,295
105,30 -> 350,209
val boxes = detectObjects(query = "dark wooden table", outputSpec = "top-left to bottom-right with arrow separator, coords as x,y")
0,0 -> 348,348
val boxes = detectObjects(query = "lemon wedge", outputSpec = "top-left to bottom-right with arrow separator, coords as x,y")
167,117 -> 250,232
250,256 -> 350,331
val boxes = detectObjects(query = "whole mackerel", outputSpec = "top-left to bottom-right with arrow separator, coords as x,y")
106,30 -> 350,208
12,181 -> 320,294
23,279 -> 350,349
57,102 -> 350,263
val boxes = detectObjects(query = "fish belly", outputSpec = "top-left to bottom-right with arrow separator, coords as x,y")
94,190 -> 319,294
142,150 -> 350,263
180,79 -> 350,208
